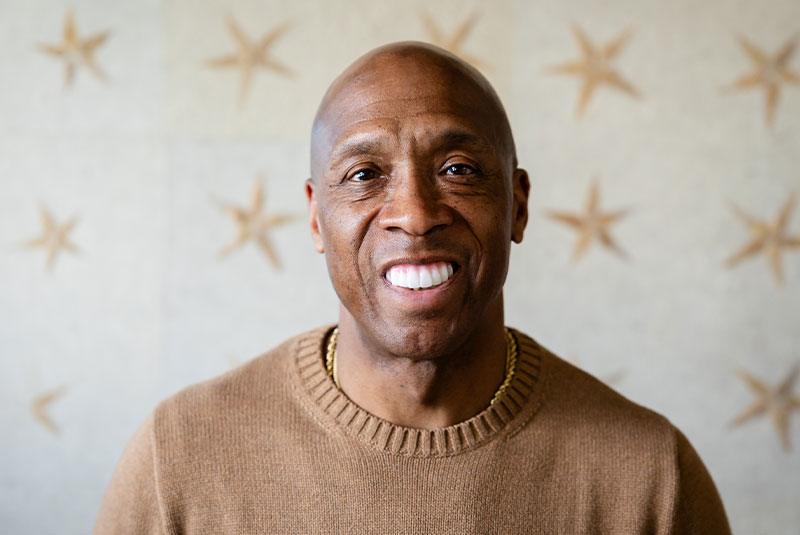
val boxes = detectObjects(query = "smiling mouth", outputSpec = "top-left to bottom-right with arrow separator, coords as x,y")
385,261 -> 457,290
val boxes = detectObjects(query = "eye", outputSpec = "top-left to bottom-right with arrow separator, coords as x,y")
443,163 -> 476,176
348,168 -> 378,182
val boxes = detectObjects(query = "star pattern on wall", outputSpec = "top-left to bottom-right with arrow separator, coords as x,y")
3,7 -> 800,530
724,35 -> 799,127
549,25 -> 640,117
37,10 -> 111,87
420,11 -> 484,69
726,194 -> 800,285
547,180 -> 631,263
732,365 -> 800,451
19,204 -> 80,272
31,386 -> 67,435
215,180 -> 297,269
207,16 -> 292,106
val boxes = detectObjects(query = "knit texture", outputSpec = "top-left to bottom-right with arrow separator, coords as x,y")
94,326 -> 731,534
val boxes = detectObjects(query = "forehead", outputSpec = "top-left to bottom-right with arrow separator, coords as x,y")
331,102 -> 491,153
316,65 -> 502,168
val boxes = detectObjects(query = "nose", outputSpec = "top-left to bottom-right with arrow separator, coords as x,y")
378,166 -> 453,236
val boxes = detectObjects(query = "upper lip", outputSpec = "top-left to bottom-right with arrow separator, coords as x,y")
379,255 -> 461,277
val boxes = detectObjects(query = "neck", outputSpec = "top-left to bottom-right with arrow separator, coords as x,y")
333,303 -> 508,430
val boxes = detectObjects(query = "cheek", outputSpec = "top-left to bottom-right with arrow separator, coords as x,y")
455,190 -> 513,240
463,201 -> 513,282
318,202 -> 376,294
481,222 -> 512,271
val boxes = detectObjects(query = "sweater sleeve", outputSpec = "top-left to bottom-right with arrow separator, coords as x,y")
94,412 -> 165,535
669,427 -> 731,535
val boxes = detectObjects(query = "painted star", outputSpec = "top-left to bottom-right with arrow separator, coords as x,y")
32,386 -> 67,435
37,10 -> 111,87
724,35 -> 799,127
547,180 -> 630,263
549,25 -> 639,117
216,181 -> 296,268
420,11 -> 484,69
726,194 -> 800,285
207,16 -> 291,106
19,204 -> 80,272
732,365 -> 800,451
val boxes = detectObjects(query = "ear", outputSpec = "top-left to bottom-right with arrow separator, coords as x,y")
511,168 -> 530,244
305,178 -> 325,254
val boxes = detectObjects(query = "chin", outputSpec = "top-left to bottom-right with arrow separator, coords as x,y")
375,317 -> 469,360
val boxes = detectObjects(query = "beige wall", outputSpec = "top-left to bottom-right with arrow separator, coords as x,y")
1,0 -> 798,532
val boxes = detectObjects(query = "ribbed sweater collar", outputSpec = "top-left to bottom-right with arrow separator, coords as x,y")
293,325 -> 545,458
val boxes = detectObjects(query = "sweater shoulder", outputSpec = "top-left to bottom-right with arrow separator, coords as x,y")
536,345 -> 678,448
150,327 -> 327,456
158,333 -> 297,410
511,338 -> 730,532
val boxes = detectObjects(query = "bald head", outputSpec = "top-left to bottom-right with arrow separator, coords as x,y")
310,41 -> 517,180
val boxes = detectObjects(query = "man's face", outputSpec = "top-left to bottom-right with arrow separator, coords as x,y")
307,53 -> 529,359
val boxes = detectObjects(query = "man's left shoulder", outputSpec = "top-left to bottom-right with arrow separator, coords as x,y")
510,334 -> 731,532
523,338 -> 682,457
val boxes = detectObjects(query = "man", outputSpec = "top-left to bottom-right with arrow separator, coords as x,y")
95,42 -> 730,534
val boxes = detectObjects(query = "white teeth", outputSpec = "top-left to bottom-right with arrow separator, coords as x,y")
394,269 -> 407,288
406,269 -> 420,289
385,261 -> 455,290
419,269 -> 432,288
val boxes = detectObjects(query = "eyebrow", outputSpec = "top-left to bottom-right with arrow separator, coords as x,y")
328,128 -> 493,168
432,130 -> 493,153
329,137 -> 385,165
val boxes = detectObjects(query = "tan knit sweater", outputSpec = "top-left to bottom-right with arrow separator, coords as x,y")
94,326 -> 730,534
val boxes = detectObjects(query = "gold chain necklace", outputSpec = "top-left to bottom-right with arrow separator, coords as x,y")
325,327 -> 518,406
